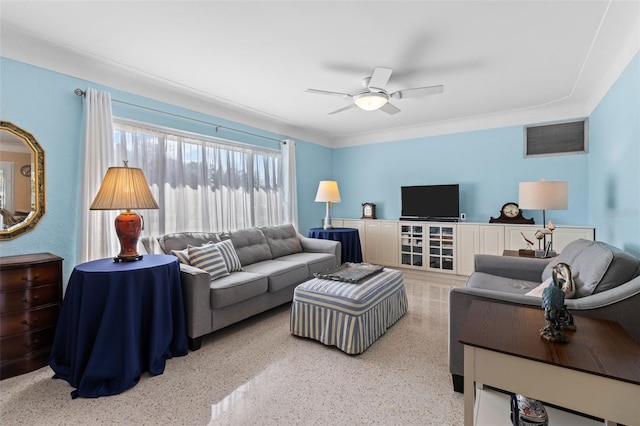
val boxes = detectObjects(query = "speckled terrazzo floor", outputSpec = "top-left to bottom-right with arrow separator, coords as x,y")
0,271 -> 465,426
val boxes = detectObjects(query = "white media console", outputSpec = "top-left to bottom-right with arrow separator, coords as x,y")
330,219 -> 595,277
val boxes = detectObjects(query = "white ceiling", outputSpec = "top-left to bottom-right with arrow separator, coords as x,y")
1,1 -> 638,147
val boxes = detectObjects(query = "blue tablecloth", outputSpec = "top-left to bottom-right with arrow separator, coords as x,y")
308,227 -> 363,263
49,255 -> 187,398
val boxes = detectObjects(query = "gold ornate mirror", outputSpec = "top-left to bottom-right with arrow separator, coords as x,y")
0,121 -> 45,240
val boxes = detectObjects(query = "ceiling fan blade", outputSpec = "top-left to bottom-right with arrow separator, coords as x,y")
379,102 -> 401,115
328,104 -> 357,115
391,85 -> 444,100
367,67 -> 393,90
306,88 -> 352,98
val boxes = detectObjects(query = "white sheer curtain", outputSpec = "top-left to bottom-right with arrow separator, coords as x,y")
79,88 -> 117,262
281,139 -> 298,230
112,120 -> 285,236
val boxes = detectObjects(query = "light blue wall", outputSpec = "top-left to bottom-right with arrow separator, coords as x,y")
589,53 -> 640,256
2,49 -> 638,281
332,125 -> 589,226
0,58 -> 331,282
1,58 -> 84,282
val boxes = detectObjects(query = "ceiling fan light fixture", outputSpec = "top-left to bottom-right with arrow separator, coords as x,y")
353,92 -> 388,111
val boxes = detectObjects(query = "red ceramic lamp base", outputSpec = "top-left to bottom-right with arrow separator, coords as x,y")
114,210 -> 143,262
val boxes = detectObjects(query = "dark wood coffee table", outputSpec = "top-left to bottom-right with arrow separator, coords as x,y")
459,300 -> 640,426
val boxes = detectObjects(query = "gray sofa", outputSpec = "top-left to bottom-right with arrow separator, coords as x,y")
141,224 -> 341,351
449,239 -> 640,393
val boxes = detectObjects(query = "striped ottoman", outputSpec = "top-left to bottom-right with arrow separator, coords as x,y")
290,269 -> 407,354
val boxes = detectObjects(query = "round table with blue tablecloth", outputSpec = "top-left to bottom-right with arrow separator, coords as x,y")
308,227 -> 363,264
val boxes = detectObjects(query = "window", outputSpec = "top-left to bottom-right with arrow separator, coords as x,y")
112,119 -> 284,236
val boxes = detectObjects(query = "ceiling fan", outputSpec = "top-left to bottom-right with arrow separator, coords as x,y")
307,67 -> 444,115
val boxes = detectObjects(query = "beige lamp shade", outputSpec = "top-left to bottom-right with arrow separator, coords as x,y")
90,165 -> 159,211
519,180 -> 568,210
315,181 -> 341,203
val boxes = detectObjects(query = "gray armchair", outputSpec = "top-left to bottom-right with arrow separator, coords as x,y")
449,239 -> 640,393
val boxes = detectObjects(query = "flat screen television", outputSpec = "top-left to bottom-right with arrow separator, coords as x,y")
400,184 -> 460,221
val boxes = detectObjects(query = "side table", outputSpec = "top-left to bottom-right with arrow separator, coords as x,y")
459,300 -> 640,426
308,227 -> 363,263
49,254 -> 188,398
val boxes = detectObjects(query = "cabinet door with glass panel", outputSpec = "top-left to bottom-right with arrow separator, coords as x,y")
427,224 -> 456,274
400,222 -> 425,269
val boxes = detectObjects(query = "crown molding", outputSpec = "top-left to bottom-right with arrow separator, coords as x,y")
2,19 -> 637,150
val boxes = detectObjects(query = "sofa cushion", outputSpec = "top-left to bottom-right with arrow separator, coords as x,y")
216,239 -> 243,272
242,259 -> 308,292
261,224 -> 303,258
158,232 -> 221,253
188,244 -> 229,280
276,252 -> 337,276
209,272 -> 268,309
221,228 -> 273,266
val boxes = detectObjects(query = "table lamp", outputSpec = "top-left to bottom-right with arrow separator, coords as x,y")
519,179 -> 568,257
315,180 -> 341,230
90,161 -> 159,262
519,179 -> 568,225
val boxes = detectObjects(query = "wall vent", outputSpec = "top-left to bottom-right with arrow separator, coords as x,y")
524,118 -> 588,157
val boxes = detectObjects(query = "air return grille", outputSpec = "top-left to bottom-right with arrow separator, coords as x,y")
524,119 -> 588,157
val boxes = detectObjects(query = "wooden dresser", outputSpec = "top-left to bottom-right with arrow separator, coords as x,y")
0,253 -> 63,380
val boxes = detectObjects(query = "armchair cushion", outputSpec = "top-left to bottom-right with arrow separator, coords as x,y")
541,239 -> 640,298
467,272 -> 539,294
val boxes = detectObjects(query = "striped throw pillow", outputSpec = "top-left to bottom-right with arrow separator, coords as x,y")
188,244 -> 229,280
170,248 -> 190,265
216,239 -> 243,272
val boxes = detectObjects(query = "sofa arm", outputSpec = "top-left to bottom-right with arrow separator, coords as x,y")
474,254 -> 551,281
179,263 -> 213,340
448,286 -> 545,381
298,234 -> 342,265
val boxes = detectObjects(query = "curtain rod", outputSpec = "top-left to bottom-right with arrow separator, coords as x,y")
74,88 -> 288,144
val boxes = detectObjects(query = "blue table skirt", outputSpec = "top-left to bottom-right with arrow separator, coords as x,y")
49,255 -> 188,398
308,227 -> 363,263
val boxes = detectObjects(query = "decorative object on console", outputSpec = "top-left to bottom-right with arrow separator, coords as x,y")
489,202 -> 534,224
361,202 -> 376,219
533,220 -> 557,258
540,262 -> 576,343
315,180 -> 341,230
90,161 -> 159,262
518,232 -> 535,257
519,179 -> 568,225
